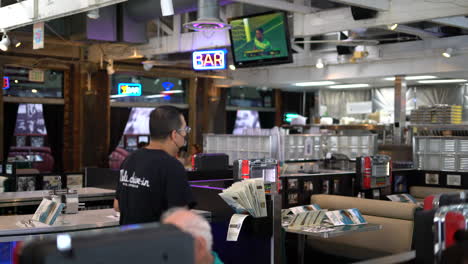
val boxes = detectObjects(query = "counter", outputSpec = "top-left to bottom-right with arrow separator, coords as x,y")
0,208 -> 118,242
0,187 -> 115,208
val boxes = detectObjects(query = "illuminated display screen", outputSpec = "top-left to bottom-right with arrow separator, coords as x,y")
192,49 -> 227,70
3,77 -> 9,90
118,83 -> 142,96
228,11 -> 292,67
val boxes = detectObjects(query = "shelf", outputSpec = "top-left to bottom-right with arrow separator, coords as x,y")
409,123 -> 468,131
282,124 -> 388,131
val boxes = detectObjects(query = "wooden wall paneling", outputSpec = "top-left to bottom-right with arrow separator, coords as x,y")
202,79 -> 226,135
63,63 -> 83,172
275,89 -> 283,127
82,71 -> 110,168
188,77 -> 198,148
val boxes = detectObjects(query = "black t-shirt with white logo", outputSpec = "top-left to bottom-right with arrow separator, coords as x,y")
116,148 -> 195,225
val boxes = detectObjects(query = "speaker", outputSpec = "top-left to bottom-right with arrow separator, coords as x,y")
351,6 -> 378,20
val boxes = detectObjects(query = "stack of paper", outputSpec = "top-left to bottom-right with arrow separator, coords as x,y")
31,198 -> 64,225
288,211 -> 328,230
387,194 -> 418,204
219,179 -> 267,218
325,208 -> 367,226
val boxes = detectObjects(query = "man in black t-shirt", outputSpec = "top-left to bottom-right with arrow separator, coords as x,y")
114,106 -> 195,225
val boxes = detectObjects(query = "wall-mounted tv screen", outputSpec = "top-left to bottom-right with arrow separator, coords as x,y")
228,11 -> 293,68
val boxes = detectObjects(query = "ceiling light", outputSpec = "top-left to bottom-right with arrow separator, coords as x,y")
229,64 -> 236,70
162,90 -> 184,94
87,9 -> 100,19
146,94 -> 165,98
418,79 -> 467,84
184,0 -> 231,31
388,24 -> 398,30
0,31 -> 10,52
142,63 -> 153,71
383,75 -> 437,81
161,0 -> 174,16
110,94 -> 128,98
15,41 -> 21,48
14,80 -> 18,83
316,58 -> 325,69
294,81 -> 336,87
31,89 -> 38,93
442,48 -> 453,58
329,84 -> 370,89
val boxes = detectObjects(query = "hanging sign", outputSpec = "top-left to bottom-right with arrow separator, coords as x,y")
33,22 -> 44,50
118,83 -> 142,96
3,77 -> 9,89
192,49 -> 227,70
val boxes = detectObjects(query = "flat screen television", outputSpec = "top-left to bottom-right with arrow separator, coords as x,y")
228,11 -> 293,68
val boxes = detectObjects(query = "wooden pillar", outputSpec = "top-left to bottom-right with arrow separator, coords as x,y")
394,75 -> 407,145
63,63 -> 83,172
275,89 -> 283,127
82,70 -> 110,168
188,77 -> 200,148
202,79 -> 226,135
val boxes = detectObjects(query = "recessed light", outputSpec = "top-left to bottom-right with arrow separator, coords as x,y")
442,48 -> 453,58
383,76 -> 437,81
329,84 -> 370,89
229,65 -> 236,70
418,79 -> 467,84
388,24 -> 398,30
31,89 -> 38,93
294,81 -> 336,87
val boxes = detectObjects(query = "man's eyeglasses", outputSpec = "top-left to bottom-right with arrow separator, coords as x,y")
177,126 -> 191,134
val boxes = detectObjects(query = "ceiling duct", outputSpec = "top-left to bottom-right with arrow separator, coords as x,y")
125,0 -> 195,22
184,0 -> 230,31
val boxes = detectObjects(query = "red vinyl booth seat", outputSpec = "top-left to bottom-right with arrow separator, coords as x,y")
8,147 -> 55,173
109,147 -> 129,170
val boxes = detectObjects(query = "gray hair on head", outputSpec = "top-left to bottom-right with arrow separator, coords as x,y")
161,207 -> 213,252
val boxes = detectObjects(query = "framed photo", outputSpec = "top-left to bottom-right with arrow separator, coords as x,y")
17,176 -> 36,191
394,175 -> 408,193
333,179 -> 340,194
287,179 -> 298,190
425,173 -> 439,185
288,193 -> 298,205
67,174 -> 83,189
303,181 -> 314,192
43,175 -> 62,190
16,136 -> 26,147
447,174 -> 462,187
322,180 -> 330,194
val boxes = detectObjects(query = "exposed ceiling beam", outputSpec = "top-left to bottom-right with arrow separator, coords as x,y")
231,0 -> 319,14
328,0 -> 390,11
0,0 -> 127,31
294,0 -> 468,37
387,24 -> 443,39
431,16 -> 468,30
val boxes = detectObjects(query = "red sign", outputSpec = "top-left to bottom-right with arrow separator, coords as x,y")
3,77 -> 9,89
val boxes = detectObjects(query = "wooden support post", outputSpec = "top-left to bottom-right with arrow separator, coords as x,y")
275,89 -> 283,127
0,64 -> 4,162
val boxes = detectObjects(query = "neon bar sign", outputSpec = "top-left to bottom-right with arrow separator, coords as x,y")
192,49 -> 227,70
118,83 -> 142,96
3,77 -> 9,90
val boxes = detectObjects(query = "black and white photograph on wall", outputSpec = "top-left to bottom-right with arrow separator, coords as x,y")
425,173 -> 439,185
16,136 -> 26,147
372,189 -> 381,199
233,110 -> 260,135
17,176 -> 36,191
304,181 -> 314,192
322,180 -> 330,194
30,136 -> 45,147
43,176 -> 62,190
288,179 -> 298,190
124,107 -> 152,135
14,104 -> 47,135
288,193 -> 298,205
394,175 -> 408,193
126,136 -> 138,148
333,179 -> 340,194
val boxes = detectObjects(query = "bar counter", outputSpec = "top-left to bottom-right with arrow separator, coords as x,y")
0,187 -> 115,208
0,208 -> 118,242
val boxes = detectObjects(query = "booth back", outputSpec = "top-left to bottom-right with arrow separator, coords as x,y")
109,147 -> 129,170
8,147 -> 54,173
